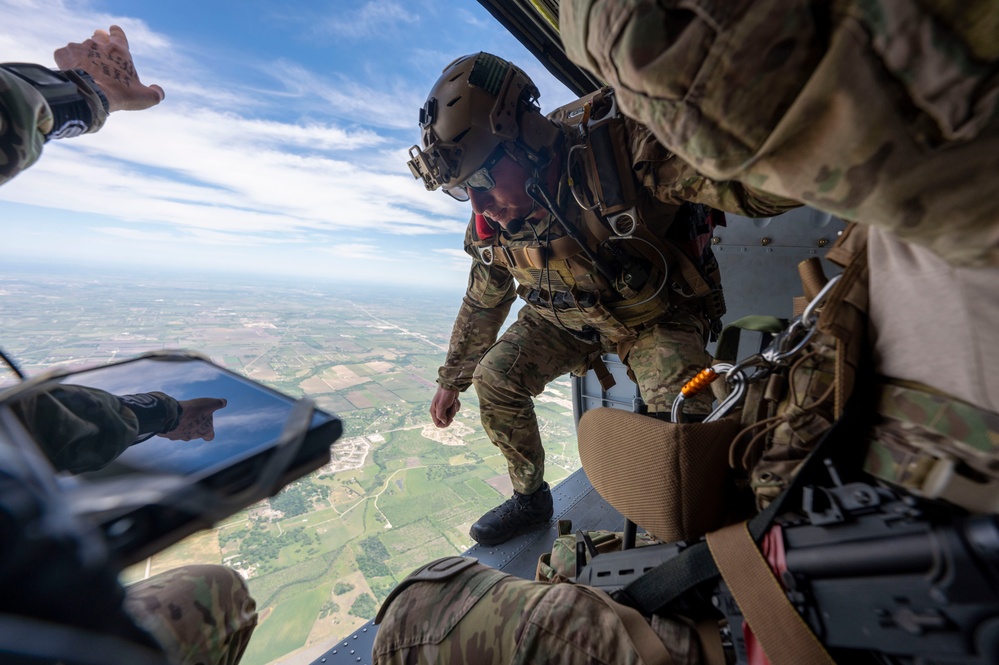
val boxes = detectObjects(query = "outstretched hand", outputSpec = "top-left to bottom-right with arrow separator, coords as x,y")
53,25 -> 164,112
430,387 -> 461,428
163,397 -> 227,442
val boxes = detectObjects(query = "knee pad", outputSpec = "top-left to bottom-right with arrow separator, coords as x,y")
375,556 -> 479,624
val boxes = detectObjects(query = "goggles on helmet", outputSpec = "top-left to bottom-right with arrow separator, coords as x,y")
443,147 -> 506,202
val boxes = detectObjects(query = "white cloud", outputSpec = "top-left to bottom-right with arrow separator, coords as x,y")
321,243 -> 393,261
269,60 -> 426,131
314,1 -> 420,40
432,248 -> 474,272
0,0 -> 571,289
1,78 -> 469,242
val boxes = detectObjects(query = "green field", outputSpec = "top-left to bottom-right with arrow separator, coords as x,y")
2,271 -> 581,665
241,582 -> 331,665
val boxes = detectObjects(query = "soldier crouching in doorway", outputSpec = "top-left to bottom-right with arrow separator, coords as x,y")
374,1 -> 999,663
414,52 -> 801,547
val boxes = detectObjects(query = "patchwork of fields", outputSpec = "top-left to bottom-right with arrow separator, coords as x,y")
1,269 -> 579,665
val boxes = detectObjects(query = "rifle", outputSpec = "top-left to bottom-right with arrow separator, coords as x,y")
576,469 -> 999,665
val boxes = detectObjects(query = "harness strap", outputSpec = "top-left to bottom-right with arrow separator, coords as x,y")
652,233 -> 713,298
476,235 -> 585,270
591,355 -> 617,391
706,523 -> 835,665
694,618 -> 727,665
521,236 -> 584,267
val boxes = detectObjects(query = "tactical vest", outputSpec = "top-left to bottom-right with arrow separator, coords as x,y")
470,88 -> 725,348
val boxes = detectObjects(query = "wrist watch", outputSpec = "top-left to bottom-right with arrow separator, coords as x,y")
0,62 -> 107,139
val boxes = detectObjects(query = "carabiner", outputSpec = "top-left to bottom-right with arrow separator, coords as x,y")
703,367 -> 748,423
671,363 -> 732,423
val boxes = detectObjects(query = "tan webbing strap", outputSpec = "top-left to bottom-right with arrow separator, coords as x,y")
706,522 -> 836,665
797,257 -> 828,302
824,222 -> 867,269
590,355 -> 617,391
694,619 -> 727,665
576,586 -> 675,665
518,235 -> 585,268
650,231 -> 712,298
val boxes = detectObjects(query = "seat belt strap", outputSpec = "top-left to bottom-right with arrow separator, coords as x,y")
706,522 -> 836,665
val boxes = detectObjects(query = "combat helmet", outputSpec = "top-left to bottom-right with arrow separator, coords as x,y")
407,52 -> 560,201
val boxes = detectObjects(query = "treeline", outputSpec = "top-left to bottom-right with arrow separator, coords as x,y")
239,524 -> 322,572
426,463 -> 477,482
349,593 -> 377,619
269,477 -> 330,518
356,536 -> 392,579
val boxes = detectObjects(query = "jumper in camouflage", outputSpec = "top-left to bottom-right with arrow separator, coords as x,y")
439,105 -> 800,493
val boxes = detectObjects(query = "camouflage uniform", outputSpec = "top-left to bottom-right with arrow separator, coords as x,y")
441,117 -> 798,494
125,565 -> 258,665
1,66 -> 257,665
560,0 -> 999,268
1,66 -> 107,186
381,3 -> 999,661
558,0 -> 999,477
372,558 -> 699,665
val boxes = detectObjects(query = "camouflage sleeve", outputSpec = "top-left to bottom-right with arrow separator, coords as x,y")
12,386 -> 180,474
629,119 -> 801,218
0,68 -> 50,186
561,0 -> 999,266
1,67 -> 109,187
437,257 -> 517,392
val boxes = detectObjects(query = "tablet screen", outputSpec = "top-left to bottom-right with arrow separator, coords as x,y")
56,355 -> 338,481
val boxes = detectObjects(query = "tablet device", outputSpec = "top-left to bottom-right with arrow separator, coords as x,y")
3,352 -> 343,568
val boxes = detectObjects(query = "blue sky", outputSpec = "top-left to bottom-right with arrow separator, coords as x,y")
0,0 -> 576,290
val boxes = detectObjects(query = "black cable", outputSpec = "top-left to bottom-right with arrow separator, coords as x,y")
528,200 -> 584,340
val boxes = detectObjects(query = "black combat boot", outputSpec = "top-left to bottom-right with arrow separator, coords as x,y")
469,482 -> 553,546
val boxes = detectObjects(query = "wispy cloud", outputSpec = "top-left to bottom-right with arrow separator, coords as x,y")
313,1 -> 420,40
0,0 -> 571,288
0,1 -> 469,249
269,60 -> 425,131
322,243 -> 394,261
432,248 -> 474,272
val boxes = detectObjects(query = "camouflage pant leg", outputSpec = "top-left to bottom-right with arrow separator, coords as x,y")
123,565 -> 258,665
627,311 -> 713,416
373,561 -> 701,665
472,307 -> 597,494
